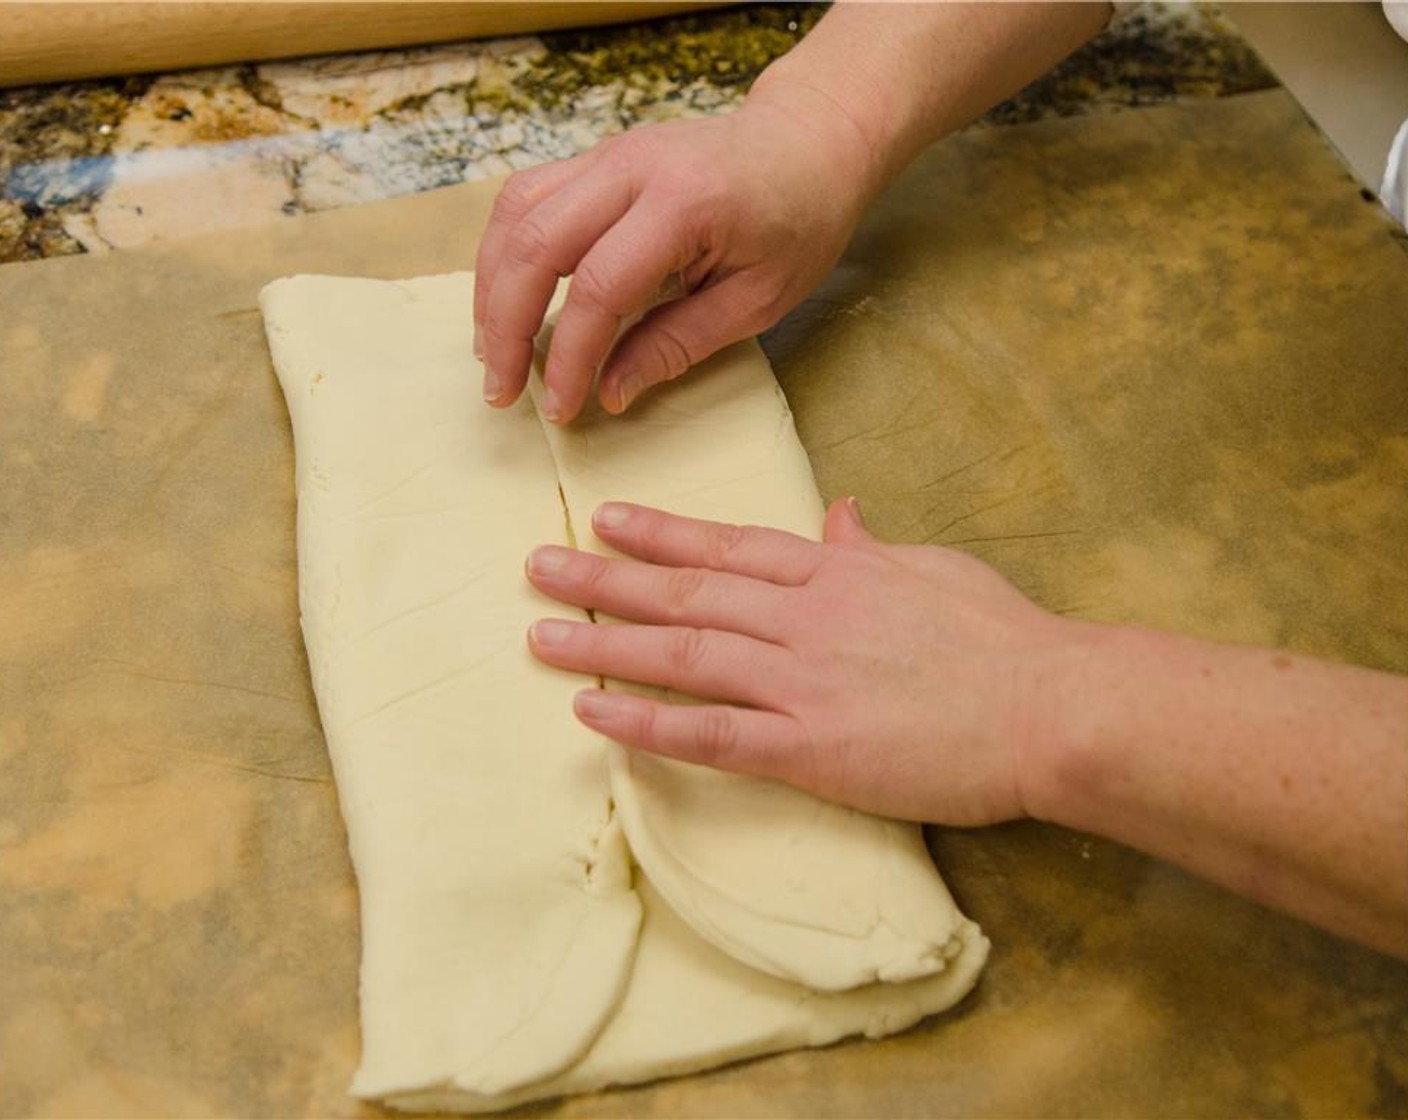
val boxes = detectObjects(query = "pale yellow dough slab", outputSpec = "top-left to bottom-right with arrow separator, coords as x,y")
261,272 -> 988,1114
390,879 -> 988,1114
261,275 -> 642,1100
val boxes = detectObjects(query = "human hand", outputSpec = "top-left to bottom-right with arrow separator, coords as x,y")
524,498 -> 1096,826
473,86 -> 877,424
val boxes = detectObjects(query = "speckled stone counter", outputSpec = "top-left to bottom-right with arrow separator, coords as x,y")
0,2 -> 1274,263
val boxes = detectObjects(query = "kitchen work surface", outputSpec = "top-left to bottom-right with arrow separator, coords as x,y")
3,83 -> 1408,1120
0,3 -> 1274,263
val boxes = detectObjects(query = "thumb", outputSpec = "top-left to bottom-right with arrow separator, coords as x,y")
823,496 -> 874,545
597,279 -> 756,414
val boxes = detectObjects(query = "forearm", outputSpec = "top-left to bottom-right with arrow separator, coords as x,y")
1030,625 -> 1408,958
747,2 -> 1112,201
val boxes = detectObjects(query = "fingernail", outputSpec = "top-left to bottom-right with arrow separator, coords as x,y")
541,386 -> 562,423
527,545 -> 572,576
594,503 -> 630,531
530,619 -> 575,647
574,689 -> 622,720
483,366 -> 502,403
846,495 -> 865,526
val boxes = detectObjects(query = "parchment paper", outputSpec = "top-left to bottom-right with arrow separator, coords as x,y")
3,89 -> 1407,1118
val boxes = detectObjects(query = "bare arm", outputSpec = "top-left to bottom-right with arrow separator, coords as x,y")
473,3 -> 1111,422
1032,625 -> 1408,958
526,501 -> 1408,960
750,1 -> 1114,194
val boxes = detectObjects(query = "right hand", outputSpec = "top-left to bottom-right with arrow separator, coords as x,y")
473,83 -> 879,424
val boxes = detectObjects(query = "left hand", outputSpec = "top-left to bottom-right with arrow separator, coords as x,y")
524,498 -> 1096,825
471,93 -> 874,424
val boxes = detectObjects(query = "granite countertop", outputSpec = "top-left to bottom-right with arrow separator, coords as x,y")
0,2 -> 1276,264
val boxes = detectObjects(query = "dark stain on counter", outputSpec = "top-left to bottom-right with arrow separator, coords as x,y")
0,76 -> 149,262
988,6 -> 1277,125
532,3 -> 826,101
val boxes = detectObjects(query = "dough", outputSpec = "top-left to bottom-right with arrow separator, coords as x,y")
388,879 -> 988,1114
261,275 -> 641,1099
262,272 -> 988,1113
532,337 -> 973,992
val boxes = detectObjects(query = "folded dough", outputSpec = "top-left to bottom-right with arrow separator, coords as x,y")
388,879 -> 988,1114
262,272 -> 988,1114
531,338 -> 974,992
261,275 -> 641,1099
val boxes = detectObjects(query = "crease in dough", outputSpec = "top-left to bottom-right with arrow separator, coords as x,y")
387,879 -> 988,1114
529,335 -> 974,993
610,749 -> 967,986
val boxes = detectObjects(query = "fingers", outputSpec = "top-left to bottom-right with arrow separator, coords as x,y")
538,201 -> 697,424
596,275 -> 761,414
475,157 -> 590,396
480,168 -> 636,410
589,503 -> 822,586
572,689 -> 807,785
476,156 -> 716,424
527,618 -> 790,709
475,159 -> 584,327
526,545 -> 788,641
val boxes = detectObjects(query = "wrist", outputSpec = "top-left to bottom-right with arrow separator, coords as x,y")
1012,617 -> 1134,828
743,63 -> 894,212
748,0 -> 1113,203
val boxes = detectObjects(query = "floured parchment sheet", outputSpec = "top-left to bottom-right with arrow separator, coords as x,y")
6,90 -> 1408,1120
259,271 -> 987,1112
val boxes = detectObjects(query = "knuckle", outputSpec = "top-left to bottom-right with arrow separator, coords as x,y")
630,696 -> 659,743
746,277 -> 794,328
567,259 -> 626,319
575,554 -> 612,600
665,627 -> 710,676
597,132 -> 635,166
642,325 -> 693,382
691,706 -> 740,767
566,619 -> 602,657
661,567 -> 709,620
505,217 -> 556,267
492,172 -> 539,221
630,506 -> 669,554
478,315 -> 518,352
703,521 -> 748,571
603,124 -> 657,164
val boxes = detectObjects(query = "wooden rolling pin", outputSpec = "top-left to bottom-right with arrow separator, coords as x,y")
0,2 -> 722,88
